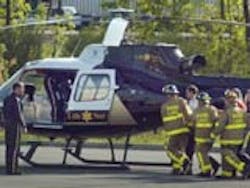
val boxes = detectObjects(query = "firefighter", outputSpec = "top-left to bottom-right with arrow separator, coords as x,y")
193,92 -> 219,177
161,84 -> 192,175
212,90 -> 250,179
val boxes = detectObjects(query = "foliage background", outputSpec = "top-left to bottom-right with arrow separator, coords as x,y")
0,0 -> 249,81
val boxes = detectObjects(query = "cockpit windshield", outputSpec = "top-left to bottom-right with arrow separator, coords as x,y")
0,69 -> 23,102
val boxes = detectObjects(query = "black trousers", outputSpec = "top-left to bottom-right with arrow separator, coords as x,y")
5,123 -> 21,174
186,129 -> 195,160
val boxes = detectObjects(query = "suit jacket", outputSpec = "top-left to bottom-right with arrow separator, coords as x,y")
3,93 -> 25,128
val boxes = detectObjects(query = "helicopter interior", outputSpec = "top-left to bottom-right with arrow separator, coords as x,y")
21,69 -> 76,123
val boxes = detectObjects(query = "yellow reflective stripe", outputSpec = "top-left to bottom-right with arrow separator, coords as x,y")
167,151 -> 182,165
225,156 -> 245,172
214,122 -> 219,127
242,132 -> 250,149
226,124 -> 246,130
195,137 -> 211,144
167,151 -> 187,165
180,154 -> 188,165
197,152 -> 212,173
220,139 -> 243,145
239,162 -> 245,172
173,163 -> 182,170
196,123 -> 213,128
163,114 -> 183,122
210,133 -> 216,139
166,128 -> 189,136
221,170 -> 233,177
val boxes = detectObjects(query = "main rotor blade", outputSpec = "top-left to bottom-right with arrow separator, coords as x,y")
0,18 -> 73,30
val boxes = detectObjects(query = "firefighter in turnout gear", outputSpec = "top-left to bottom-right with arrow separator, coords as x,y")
161,84 -> 192,175
212,91 -> 250,179
192,92 -> 219,177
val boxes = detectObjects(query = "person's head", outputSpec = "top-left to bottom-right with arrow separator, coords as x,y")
186,85 -> 199,100
197,92 -> 211,106
12,82 -> 25,97
225,90 -> 238,106
162,84 -> 179,99
232,87 -> 243,100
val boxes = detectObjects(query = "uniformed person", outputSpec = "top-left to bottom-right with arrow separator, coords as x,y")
212,90 -> 250,179
185,84 -> 199,174
161,84 -> 192,175
192,92 -> 219,177
3,82 -> 26,175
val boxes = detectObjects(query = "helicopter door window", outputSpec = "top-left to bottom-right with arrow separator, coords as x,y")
67,69 -> 117,112
75,75 -> 110,101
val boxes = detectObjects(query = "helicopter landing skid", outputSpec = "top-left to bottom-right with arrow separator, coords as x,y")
19,141 -> 45,167
20,134 -> 172,168
59,134 -> 172,167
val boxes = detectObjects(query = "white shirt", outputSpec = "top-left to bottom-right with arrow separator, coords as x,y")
188,98 -> 199,111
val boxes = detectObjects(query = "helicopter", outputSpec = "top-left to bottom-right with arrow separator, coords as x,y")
0,17 -> 250,167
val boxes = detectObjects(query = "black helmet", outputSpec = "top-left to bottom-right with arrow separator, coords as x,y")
162,84 -> 180,94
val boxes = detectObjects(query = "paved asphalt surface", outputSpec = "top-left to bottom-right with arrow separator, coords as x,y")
0,145 -> 248,188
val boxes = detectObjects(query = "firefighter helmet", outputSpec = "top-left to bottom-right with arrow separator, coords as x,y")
162,84 -> 180,94
197,92 -> 211,102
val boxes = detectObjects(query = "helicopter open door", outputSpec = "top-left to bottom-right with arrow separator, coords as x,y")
66,69 -> 118,124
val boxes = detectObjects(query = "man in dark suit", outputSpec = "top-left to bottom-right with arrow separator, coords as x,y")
3,82 -> 26,175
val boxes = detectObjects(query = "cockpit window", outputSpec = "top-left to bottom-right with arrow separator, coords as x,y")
75,75 -> 110,101
21,71 -> 46,96
0,69 -> 23,101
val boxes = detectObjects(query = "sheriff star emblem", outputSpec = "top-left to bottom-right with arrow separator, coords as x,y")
82,111 -> 93,122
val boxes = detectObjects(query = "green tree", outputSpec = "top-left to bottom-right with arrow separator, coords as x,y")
0,2 -> 73,78
62,24 -> 106,57
0,0 -> 31,25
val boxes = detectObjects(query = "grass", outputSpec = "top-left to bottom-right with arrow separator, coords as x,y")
0,129 -> 168,145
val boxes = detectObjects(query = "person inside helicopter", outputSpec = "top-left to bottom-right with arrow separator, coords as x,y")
44,73 -> 74,123
13,83 -> 38,123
